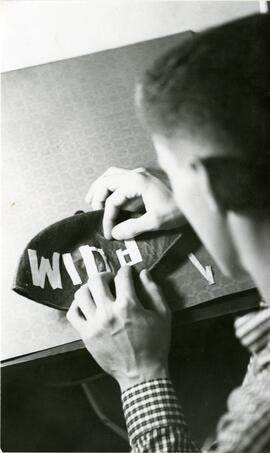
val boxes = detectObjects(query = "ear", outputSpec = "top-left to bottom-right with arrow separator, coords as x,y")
190,159 -> 220,212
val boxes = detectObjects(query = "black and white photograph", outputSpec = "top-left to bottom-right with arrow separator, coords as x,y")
1,1 -> 270,452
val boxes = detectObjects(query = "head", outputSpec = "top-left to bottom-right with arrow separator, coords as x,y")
136,14 -> 270,292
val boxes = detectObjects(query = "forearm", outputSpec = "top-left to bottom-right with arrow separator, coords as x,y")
121,307 -> 270,453
121,378 -> 200,453
121,360 -> 270,453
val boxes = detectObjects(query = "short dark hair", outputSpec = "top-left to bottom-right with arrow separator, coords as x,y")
137,14 -> 270,211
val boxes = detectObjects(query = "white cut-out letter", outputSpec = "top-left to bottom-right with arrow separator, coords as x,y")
28,249 -> 62,289
79,246 -> 110,276
62,253 -> 82,285
116,240 -> 143,267
188,253 -> 215,285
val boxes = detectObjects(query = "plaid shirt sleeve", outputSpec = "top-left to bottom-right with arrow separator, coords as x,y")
121,378 -> 200,452
121,307 -> 270,453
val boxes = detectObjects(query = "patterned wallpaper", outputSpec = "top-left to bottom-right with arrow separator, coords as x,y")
2,31 -> 254,360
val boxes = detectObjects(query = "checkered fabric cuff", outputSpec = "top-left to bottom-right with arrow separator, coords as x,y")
121,378 -> 185,444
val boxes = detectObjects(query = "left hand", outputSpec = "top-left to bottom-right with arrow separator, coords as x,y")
67,267 -> 171,391
85,166 -> 185,240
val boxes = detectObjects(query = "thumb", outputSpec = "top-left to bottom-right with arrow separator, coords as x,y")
112,214 -> 154,240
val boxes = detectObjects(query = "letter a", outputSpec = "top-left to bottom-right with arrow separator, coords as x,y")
116,240 -> 143,267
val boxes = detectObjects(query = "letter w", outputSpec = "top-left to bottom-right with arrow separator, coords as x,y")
28,249 -> 62,289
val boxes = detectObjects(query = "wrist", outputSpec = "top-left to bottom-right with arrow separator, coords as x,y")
117,364 -> 170,392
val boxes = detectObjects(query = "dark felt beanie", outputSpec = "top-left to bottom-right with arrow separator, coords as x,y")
13,210 -> 181,311
13,209 -> 258,320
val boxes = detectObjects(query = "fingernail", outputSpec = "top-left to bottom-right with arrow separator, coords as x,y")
103,229 -> 112,240
112,228 -> 121,240
141,269 -> 151,278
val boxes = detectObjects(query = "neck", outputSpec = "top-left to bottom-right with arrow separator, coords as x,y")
229,212 -> 270,305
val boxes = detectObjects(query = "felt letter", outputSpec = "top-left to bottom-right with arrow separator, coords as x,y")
79,246 -> 111,276
62,253 -> 82,285
188,253 -> 215,285
28,249 -> 62,289
116,240 -> 143,267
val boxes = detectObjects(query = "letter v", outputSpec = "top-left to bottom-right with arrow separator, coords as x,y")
188,253 -> 215,285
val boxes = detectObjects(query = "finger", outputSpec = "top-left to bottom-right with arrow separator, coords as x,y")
90,171 -> 146,210
103,166 -> 128,176
86,179 -> 111,209
133,167 -> 146,173
85,167 -> 147,205
102,173 -> 147,239
85,167 -> 128,204
91,168 -> 130,208
91,185 -> 111,210
87,272 -> 114,308
140,269 -> 169,315
103,189 -> 130,239
104,166 -> 145,175
112,213 -> 155,240
85,174 -> 127,210
66,299 -> 87,331
114,266 -> 138,303
74,284 -> 96,320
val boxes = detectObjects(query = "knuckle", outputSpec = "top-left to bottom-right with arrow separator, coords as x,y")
134,166 -> 146,173
87,276 -> 100,292
75,284 -> 87,298
88,272 -> 112,293
116,265 -> 131,278
99,311 -> 116,329
116,301 -> 132,317
150,214 -> 162,230
131,172 -> 144,186
104,196 -> 114,209
116,299 -> 137,318
118,283 -> 139,304
117,265 -> 126,276
106,166 -> 120,174
74,287 -> 82,300
88,273 -> 102,285
117,293 -> 134,306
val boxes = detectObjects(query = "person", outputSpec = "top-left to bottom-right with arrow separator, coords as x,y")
67,14 -> 270,452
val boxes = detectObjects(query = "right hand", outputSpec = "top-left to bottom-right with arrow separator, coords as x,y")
67,267 -> 171,391
85,166 -> 186,240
